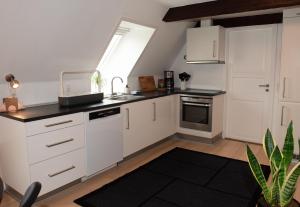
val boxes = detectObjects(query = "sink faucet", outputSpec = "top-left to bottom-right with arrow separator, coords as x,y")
111,76 -> 123,96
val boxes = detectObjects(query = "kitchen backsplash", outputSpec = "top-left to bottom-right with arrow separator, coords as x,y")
0,81 -> 59,106
0,75 -> 161,106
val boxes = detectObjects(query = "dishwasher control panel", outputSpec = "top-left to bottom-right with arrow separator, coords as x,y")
89,107 -> 120,120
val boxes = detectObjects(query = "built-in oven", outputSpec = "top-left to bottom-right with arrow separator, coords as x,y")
180,95 -> 213,132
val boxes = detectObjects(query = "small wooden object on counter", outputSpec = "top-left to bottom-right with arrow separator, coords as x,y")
3,97 -> 18,112
139,76 -> 156,92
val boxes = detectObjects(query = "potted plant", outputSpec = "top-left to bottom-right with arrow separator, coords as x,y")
246,121 -> 300,207
178,72 -> 191,90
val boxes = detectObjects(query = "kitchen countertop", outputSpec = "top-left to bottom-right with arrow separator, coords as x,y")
0,88 -> 225,122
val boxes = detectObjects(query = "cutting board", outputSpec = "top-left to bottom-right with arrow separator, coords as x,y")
139,76 -> 156,92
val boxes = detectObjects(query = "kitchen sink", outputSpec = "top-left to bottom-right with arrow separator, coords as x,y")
107,94 -> 145,101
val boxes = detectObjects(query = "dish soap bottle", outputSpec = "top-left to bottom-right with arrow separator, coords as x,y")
125,85 -> 130,94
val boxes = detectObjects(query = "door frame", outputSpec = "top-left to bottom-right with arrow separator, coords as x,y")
223,24 -> 280,142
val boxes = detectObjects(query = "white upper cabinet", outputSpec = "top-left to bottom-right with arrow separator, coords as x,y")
280,8 -> 300,102
186,26 -> 225,64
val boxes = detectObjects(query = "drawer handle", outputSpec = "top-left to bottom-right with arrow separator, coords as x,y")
46,138 -> 74,148
45,120 -> 73,128
48,166 -> 75,178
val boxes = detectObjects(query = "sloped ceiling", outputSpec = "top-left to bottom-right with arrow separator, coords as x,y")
0,0 -> 192,83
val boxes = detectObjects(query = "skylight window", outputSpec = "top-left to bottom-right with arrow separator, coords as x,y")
94,20 -> 155,95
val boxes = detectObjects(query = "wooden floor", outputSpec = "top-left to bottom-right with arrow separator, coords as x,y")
2,138 -> 300,206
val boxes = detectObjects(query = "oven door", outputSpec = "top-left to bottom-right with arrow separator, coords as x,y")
180,97 -> 212,132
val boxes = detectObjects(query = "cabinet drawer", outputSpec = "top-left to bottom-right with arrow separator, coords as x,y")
25,113 -> 84,136
27,125 -> 85,164
30,149 -> 85,195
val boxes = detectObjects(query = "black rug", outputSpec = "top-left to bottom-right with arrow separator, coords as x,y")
74,147 -> 270,207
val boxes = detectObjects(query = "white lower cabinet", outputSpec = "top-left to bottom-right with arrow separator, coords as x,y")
0,113 -> 85,196
122,100 -> 154,157
27,124 -> 85,164
152,96 -> 176,142
30,149 -> 85,195
122,96 -> 176,157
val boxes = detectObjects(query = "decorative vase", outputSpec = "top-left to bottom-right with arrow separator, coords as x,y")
257,196 -> 300,207
180,81 -> 187,90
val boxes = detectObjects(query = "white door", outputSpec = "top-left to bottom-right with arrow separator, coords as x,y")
226,25 -> 278,143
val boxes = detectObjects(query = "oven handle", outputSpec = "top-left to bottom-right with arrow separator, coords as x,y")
182,102 -> 211,107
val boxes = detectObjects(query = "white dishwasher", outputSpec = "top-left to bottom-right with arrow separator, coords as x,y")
85,107 -> 123,177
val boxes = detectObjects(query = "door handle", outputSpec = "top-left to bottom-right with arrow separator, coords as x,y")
183,102 -> 211,107
153,102 -> 156,122
126,108 -> 130,130
258,84 -> 270,88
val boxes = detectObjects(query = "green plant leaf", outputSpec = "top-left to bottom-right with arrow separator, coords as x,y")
263,128 -> 275,159
280,162 -> 300,207
278,157 -> 286,188
282,121 -> 294,168
246,145 -> 271,203
270,162 -> 277,182
271,170 -> 280,205
298,139 -> 300,157
270,146 -> 283,170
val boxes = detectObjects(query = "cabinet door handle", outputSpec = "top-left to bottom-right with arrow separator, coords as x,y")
213,40 -> 217,58
126,108 -> 130,130
281,106 -> 286,126
45,120 -> 73,128
283,77 -> 287,98
46,138 -> 74,148
48,166 -> 75,178
258,84 -> 270,88
153,103 -> 156,122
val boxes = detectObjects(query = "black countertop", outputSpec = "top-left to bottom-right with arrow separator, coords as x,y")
0,88 -> 225,122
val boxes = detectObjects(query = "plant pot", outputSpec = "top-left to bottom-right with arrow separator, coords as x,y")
180,81 -> 187,90
257,196 -> 300,207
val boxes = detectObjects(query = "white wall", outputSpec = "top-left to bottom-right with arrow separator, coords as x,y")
0,82 -> 59,106
0,0 -> 191,105
170,44 -> 227,90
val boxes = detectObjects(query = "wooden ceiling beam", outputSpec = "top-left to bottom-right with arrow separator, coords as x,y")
163,0 -> 300,22
213,13 -> 283,28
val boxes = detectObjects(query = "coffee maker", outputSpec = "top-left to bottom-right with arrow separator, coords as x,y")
164,71 -> 174,91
